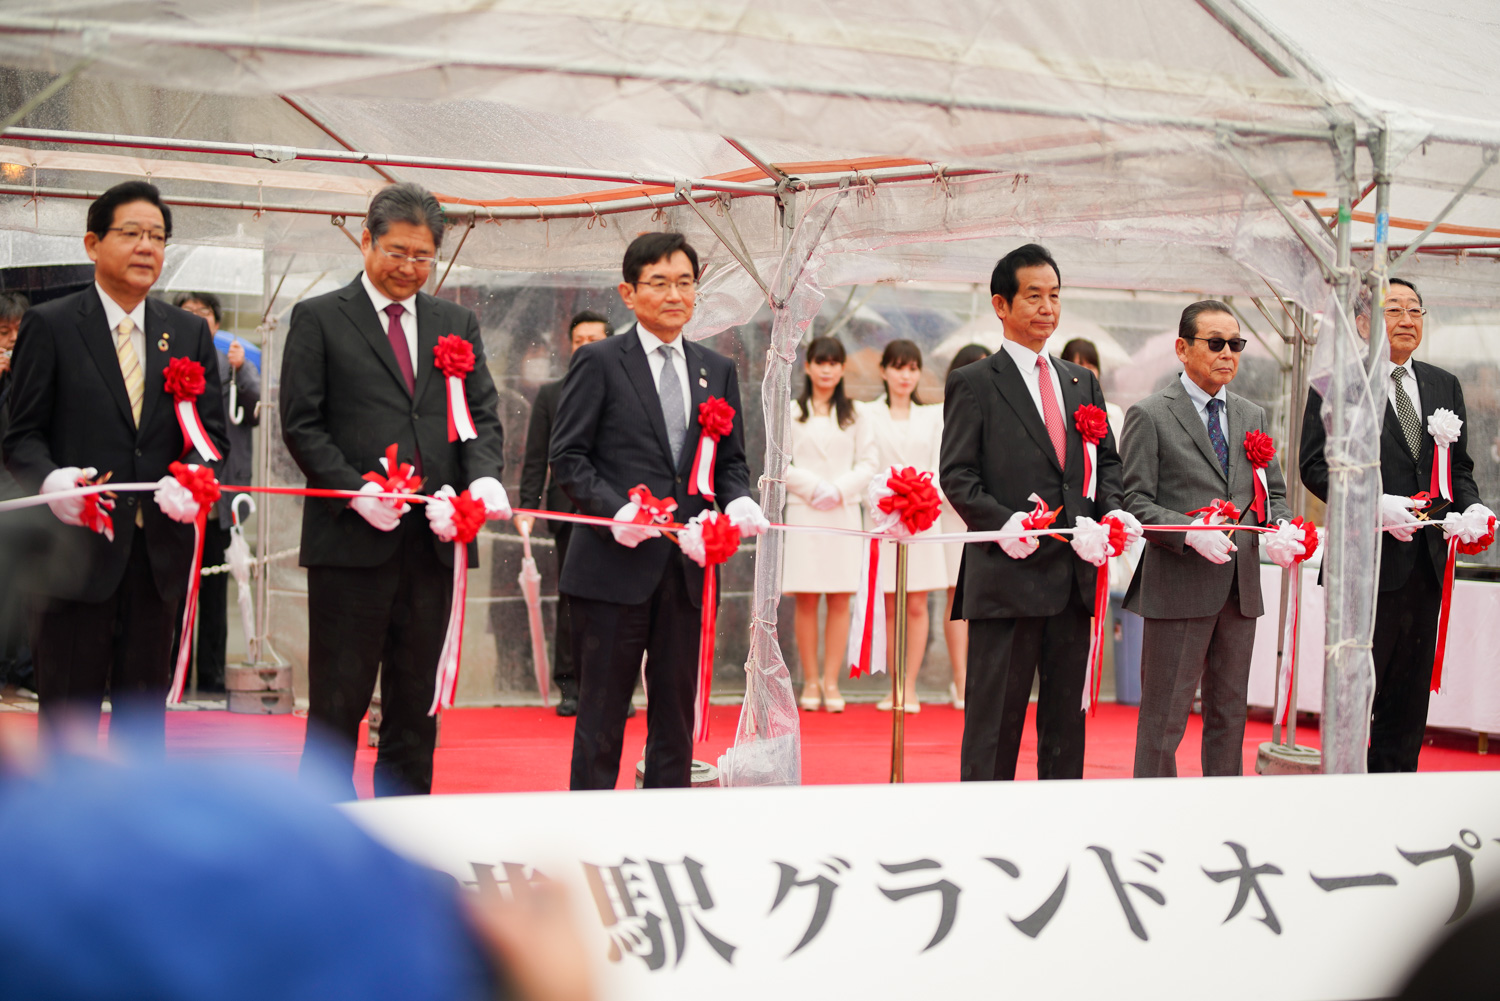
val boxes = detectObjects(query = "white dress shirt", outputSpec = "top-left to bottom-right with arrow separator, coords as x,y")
1384,357 -> 1424,420
1179,372 -> 1230,440
361,271 -> 418,373
636,322 -> 693,430
95,282 -> 145,364
1000,338 -> 1066,425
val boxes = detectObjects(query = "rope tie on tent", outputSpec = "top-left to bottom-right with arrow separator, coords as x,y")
933,165 -> 954,199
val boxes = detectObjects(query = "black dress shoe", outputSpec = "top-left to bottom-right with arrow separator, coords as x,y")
626,703 -> 637,719
555,696 -> 579,717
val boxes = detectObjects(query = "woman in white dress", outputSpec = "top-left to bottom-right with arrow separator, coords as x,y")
860,339 -> 948,713
783,337 -> 874,713
938,343 -> 991,711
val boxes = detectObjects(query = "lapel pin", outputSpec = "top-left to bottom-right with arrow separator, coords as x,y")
157,338 -> 170,351
1071,377 -> 1079,384
698,366 -> 708,388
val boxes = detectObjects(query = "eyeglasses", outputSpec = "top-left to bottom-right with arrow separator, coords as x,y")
1384,306 -> 1427,320
1183,335 -> 1247,353
373,237 -> 437,268
107,225 -> 168,248
633,279 -> 697,294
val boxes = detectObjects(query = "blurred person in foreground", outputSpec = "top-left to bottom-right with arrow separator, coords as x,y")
1301,278 -> 1493,772
280,182 -> 508,798
173,291 -> 260,694
516,310 -> 612,718
2,181 -> 227,753
1121,301 -> 1295,778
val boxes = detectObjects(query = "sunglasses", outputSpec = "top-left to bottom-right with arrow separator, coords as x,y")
1182,335 -> 1247,353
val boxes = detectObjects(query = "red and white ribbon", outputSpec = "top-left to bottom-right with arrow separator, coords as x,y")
847,466 -> 942,678
1243,430 -> 1276,522
159,462 -> 221,704
1433,509 -> 1497,692
163,357 -> 222,463
434,335 -> 478,443
1427,408 -> 1461,502
689,398 -> 736,500
847,538 -> 887,678
1072,515 -> 1129,714
1271,517 -> 1319,726
425,485 -> 488,714
678,510 -> 742,742
1073,404 -> 1108,502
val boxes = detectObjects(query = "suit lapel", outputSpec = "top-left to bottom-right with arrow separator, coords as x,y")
680,339 -> 710,475
338,277 -> 412,397
138,298 -> 170,432
989,349 -> 1061,473
1413,361 -> 1440,473
1226,394 -> 1254,499
412,292 -> 440,403
1057,358 -> 1084,479
621,326 -> 674,462
77,289 -> 136,428
1166,380 -> 1227,482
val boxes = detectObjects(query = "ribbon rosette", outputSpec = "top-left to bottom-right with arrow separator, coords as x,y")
1021,492 -> 1067,541
688,397 -> 736,500
1073,404 -> 1108,501
849,467 -> 943,679
425,485 -> 489,715
1243,430 -> 1276,522
163,357 -> 222,463
628,484 -> 678,527
77,472 -> 116,542
434,335 -> 478,443
1073,514 -> 1131,714
1431,506 -> 1497,694
1427,408 -> 1462,502
160,462 -> 222,704
678,510 -> 742,742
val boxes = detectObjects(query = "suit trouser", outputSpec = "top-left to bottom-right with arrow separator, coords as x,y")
29,531 -> 179,755
1369,543 -> 1442,773
962,585 -> 1090,781
568,548 -> 699,790
551,522 -> 576,697
191,521 -> 231,691
1133,580 -> 1258,778
301,517 -> 452,798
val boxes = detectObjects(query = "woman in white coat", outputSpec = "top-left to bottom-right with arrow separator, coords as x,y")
860,339 -> 947,713
783,337 -> 874,712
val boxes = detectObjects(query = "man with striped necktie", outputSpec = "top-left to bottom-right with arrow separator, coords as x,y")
2,181 -> 227,752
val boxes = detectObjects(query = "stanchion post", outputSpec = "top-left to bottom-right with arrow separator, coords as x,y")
890,540 -> 908,783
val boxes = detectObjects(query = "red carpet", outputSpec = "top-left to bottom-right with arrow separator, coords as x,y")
3,701 -> 1496,795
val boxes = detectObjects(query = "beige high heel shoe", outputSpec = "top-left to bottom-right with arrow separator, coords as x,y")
950,682 -> 965,711
799,685 -> 822,711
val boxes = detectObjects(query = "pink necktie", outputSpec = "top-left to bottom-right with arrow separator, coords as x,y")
1036,355 -> 1067,468
385,302 -> 416,395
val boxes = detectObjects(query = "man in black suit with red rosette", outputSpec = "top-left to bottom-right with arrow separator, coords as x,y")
549,232 -> 765,790
280,182 -> 507,798
3,180 -> 227,752
940,243 -> 1137,781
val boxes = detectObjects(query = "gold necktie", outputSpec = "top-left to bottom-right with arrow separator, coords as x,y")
116,317 -> 144,426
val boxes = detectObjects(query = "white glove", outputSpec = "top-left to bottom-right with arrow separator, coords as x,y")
611,501 -> 660,548
351,480 -> 405,532
1184,517 -> 1237,564
425,484 -> 459,541
1263,519 -> 1306,569
467,476 -> 512,520
40,466 -> 93,527
1069,516 -> 1112,567
1442,503 -> 1497,545
1380,493 -> 1422,542
1102,509 -> 1143,550
153,474 -> 200,524
725,495 -> 770,539
809,480 -> 843,511
997,509 -> 1040,560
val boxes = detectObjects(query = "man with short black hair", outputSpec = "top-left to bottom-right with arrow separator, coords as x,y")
550,232 -> 764,789
516,310 -> 611,717
1121,300 -> 1294,777
280,182 -> 507,797
1301,278 -> 1493,772
3,180 -> 227,750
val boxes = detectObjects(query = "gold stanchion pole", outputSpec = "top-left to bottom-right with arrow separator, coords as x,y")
890,540 -> 908,783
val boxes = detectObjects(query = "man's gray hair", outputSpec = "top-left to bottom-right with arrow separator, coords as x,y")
365,182 -> 446,249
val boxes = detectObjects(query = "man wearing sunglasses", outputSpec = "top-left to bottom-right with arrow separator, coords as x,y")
280,183 -> 507,798
1120,300 -> 1295,777
1300,279 -> 1491,772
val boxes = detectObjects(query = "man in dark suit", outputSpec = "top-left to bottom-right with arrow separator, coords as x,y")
174,291 -> 260,694
516,310 -> 610,717
550,232 -> 764,790
940,243 -> 1134,781
1121,301 -> 1296,778
280,182 -> 507,798
3,181 -> 228,751
1301,278 -> 1492,772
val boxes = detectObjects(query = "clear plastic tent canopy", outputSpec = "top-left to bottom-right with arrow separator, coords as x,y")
2,0 -> 1498,780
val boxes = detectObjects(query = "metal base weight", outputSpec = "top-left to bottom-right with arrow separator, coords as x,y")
634,759 -> 721,788
1255,742 -> 1322,775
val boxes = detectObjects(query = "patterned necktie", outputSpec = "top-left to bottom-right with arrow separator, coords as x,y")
658,342 -> 686,463
384,303 -> 416,394
1206,398 -> 1229,477
1035,354 -> 1067,468
115,317 -> 144,426
1391,365 -> 1423,459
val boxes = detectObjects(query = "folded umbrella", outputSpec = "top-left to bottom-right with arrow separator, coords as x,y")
227,494 -> 257,662
517,521 -> 551,706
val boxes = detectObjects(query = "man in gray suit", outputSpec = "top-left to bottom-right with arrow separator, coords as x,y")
1121,300 -> 1299,777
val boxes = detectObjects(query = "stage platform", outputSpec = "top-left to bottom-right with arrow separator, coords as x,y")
2,692 -> 1496,794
